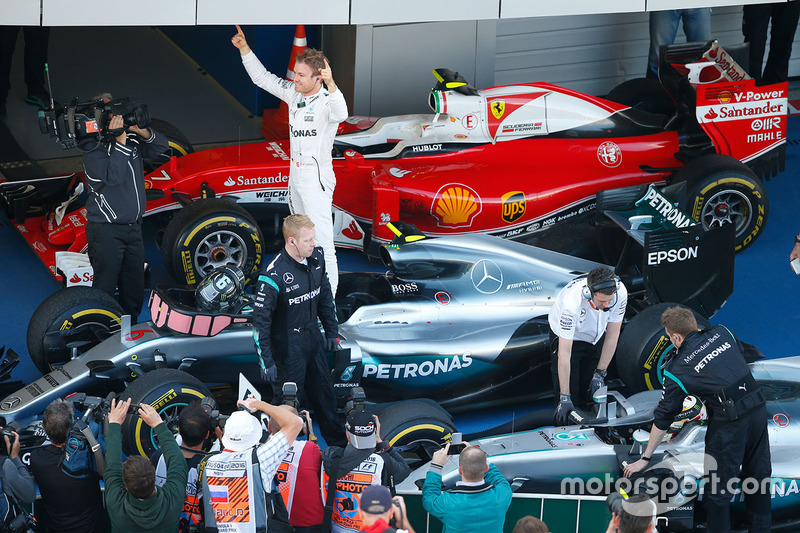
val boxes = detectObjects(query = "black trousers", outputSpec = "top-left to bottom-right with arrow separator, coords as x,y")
549,331 -> 603,408
0,26 -> 50,101
704,404 -> 772,533
85,221 -> 145,321
743,2 -> 800,85
271,330 -> 346,447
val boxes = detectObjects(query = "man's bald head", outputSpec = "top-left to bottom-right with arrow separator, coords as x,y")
459,446 -> 489,482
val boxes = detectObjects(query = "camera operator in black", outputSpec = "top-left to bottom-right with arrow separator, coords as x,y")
252,214 -> 346,447
82,94 -> 168,321
623,306 -> 770,533
0,427 -> 35,529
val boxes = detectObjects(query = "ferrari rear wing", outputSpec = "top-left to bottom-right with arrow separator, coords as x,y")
659,40 -> 787,179
604,186 -> 734,318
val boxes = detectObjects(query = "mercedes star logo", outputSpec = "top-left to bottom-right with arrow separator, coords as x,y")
283,272 -> 294,284
470,260 -> 503,294
1,397 -> 20,410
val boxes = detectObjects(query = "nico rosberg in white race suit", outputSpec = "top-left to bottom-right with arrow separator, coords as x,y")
232,25 -> 348,295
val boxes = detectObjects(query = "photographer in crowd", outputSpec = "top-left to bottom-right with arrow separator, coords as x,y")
82,94 -> 168,322
359,484 -> 415,533
28,399 -> 105,533
0,426 -> 35,530
203,398 -> 303,533
150,401 -> 216,533
422,442 -> 511,533
604,494 -> 655,533
270,405 -> 327,531
322,411 -> 410,533
105,398 -> 188,533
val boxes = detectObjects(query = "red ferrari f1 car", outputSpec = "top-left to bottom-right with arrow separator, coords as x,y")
0,40 -> 785,286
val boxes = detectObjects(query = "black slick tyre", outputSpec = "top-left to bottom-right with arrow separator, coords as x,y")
677,155 -> 768,252
143,118 -> 194,173
377,400 -> 457,469
27,287 -> 124,374
160,198 -> 264,285
616,303 -> 711,393
117,368 -> 214,457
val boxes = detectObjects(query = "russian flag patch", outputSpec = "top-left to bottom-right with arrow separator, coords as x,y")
209,485 -> 229,503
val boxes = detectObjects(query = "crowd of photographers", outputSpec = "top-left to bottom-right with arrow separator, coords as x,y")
0,390 -> 659,533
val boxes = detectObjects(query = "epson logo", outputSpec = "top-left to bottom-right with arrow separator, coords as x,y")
647,246 -> 698,266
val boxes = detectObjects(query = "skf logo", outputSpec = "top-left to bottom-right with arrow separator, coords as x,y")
432,184 -> 482,227
490,100 -> 506,119
501,191 -> 526,223
718,91 -> 732,104
597,141 -> 622,168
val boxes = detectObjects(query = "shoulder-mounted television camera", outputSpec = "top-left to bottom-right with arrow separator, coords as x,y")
38,96 -> 151,151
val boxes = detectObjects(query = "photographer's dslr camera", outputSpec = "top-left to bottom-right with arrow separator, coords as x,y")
38,96 -> 151,150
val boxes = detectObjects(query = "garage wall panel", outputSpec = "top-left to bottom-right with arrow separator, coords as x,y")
492,7 -> 796,97
646,0 -> 778,10
42,0 -> 195,26
351,0 -> 498,24
0,1 -> 40,26
197,0 -> 349,25
502,0 -> 645,19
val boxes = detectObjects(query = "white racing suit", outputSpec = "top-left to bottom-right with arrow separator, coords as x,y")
241,51 -> 348,295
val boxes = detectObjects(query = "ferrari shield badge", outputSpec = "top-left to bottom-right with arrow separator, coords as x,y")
491,100 -> 506,119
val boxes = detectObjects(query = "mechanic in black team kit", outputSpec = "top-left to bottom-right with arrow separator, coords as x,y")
548,266 -> 628,424
232,25 -> 348,296
624,306 -> 771,533
252,214 -> 346,447
82,94 -> 168,321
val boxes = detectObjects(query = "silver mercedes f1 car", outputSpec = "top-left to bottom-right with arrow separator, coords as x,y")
396,356 -> 800,532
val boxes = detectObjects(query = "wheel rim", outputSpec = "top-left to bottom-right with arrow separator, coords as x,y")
194,230 -> 248,277
700,189 -> 752,236
147,402 -> 188,451
43,320 -> 121,370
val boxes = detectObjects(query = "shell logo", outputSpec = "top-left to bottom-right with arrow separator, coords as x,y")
718,91 -> 732,104
431,184 -> 482,227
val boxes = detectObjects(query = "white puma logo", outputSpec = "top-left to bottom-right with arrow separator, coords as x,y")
739,384 -> 747,392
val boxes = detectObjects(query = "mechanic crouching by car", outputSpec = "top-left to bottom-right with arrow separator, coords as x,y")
82,94 -> 169,321
548,266 -> 628,424
322,410 -> 410,533
623,306 -> 771,533
252,214 -> 346,447
0,426 -> 35,531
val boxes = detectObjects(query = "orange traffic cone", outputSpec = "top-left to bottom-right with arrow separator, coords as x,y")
262,25 -> 307,141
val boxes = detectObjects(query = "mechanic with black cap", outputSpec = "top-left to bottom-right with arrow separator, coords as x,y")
252,214 -> 346,447
548,266 -> 628,424
623,306 -> 771,533
82,93 -> 168,321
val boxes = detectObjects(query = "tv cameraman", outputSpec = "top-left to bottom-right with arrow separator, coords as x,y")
82,94 -> 168,322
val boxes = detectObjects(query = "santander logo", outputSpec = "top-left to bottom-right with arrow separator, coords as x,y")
342,220 -> 363,240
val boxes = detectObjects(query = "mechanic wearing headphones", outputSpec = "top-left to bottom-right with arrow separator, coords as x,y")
252,214 -> 346,448
624,306 -> 771,533
231,25 -> 348,296
548,266 -> 628,424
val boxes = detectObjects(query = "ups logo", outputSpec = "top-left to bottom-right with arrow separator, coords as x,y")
501,191 -> 526,223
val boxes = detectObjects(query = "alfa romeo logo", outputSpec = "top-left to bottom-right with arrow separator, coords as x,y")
597,141 -> 622,168
471,260 -> 503,294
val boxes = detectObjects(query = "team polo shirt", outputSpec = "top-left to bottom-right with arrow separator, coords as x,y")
547,277 -> 627,344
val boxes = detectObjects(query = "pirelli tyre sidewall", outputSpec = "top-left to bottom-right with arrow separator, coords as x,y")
161,198 -> 264,286
677,155 -> 768,252
117,368 -> 214,457
26,286 -> 124,374
616,303 -> 711,392
377,400 -> 457,467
